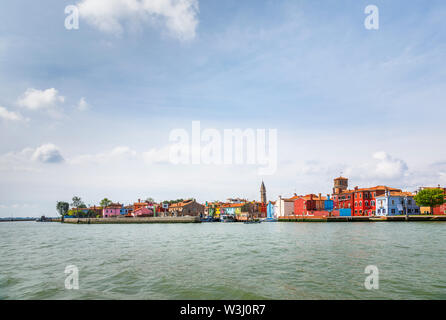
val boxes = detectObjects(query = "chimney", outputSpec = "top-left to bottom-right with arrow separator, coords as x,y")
294,193 -> 297,196
138,199 -> 141,203
354,186 -> 358,191
310,194 -> 313,201
327,194 -> 330,200
319,193 -> 322,200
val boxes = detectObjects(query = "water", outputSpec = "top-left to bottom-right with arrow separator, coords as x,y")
0,221 -> 445,300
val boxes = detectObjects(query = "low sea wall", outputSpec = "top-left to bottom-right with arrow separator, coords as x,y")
63,216 -> 201,224
279,215 -> 446,222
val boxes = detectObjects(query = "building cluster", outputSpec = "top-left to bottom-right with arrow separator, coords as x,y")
70,177 -> 446,220
272,177 -> 446,219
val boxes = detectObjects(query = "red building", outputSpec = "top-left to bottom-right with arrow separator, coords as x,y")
331,177 -> 401,216
294,194 -> 328,216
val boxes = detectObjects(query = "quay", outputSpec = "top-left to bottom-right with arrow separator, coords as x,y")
278,215 -> 446,222
61,216 -> 201,224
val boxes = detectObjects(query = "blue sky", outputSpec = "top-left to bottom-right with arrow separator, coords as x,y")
1,0 -> 446,216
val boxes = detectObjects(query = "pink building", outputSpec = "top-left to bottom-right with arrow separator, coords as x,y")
133,207 -> 154,217
103,203 -> 123,218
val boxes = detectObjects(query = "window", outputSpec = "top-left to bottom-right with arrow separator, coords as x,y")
360,194 -> 362,198
355,194 -> 357,199
392,200 -> 395,205
415,209 -> 419,213
355,202 -> 357,207
383,209 -> 386,214
371,200 -> 375,206
391,209 -> 395,214
359,201 -> 362,206
408,200 -> 412,205
365,201 -> 368,206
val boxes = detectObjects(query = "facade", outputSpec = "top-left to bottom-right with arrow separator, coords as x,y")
133,207 -> 154,217
133,200 -> 154,212
433,203 -> 446,215
274,195 -> 299,217
375,191 -> 420,216
267,201 -> 275,219
168,199 -> 205,217
121,205 -> 132,216
103,203 -> 123,218
294,194 -> 332,216
332,176 -> 402,216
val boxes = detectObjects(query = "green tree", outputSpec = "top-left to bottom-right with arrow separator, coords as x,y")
71,196 -> 85,217
56,201 -> 69,217
145,197 -> 155,203
100,198 -> 112,208
414,189 -> 445,215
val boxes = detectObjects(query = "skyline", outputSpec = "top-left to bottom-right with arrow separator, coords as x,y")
1,0 -> 446,216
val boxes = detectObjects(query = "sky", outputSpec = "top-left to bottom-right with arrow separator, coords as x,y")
1,0 -> 445,217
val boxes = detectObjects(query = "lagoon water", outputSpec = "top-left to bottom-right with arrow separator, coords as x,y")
0,221 -> 445,299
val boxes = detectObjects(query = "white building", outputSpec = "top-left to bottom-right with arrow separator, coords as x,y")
274,195 -> 299,217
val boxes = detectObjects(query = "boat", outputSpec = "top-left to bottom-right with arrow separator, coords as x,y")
262,218 -> 277,222
200,216 -> 218,222
220,214 -> 236,222
244,220 -> 261,224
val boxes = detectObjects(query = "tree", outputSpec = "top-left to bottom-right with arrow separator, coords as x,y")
71,196 -> 85,217
100,198 -> 112,208
145,197 -> 155,203
56,201 -> 69,217
414,189 -> 445,215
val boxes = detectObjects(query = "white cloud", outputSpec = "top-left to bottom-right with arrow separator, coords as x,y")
31,144 -> 64,164
372,152 -> 408,179
77,97 -> 89,111
142,145 -> 171,164
345,152 -> 409,182
0,144 -> 63,172
69,146 -> 137,165
17,88 -> 65,110
77,0 -> 199,41
0,106 -> 28,122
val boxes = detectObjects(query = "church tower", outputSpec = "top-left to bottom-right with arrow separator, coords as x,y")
260,181 -> 267,204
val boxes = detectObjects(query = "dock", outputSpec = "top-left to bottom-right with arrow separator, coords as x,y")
62,216 -> 201,224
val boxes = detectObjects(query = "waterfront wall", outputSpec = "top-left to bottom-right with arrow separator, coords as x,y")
63,216 -> 201,224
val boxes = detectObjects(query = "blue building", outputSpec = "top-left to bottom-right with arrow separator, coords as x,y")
267,201 -> 275,219
375,191 -> 420,216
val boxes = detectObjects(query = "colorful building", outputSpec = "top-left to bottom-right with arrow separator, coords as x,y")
332,176 -> 401,216
267,201 -> 275,219
274,195 -> 300,217
103,203 -> 123,218
375,191 -> 420,216
168,199 -> 205,217
294,194 -> 333,216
